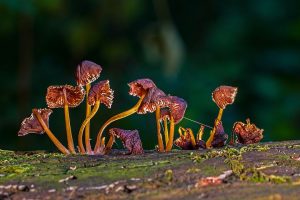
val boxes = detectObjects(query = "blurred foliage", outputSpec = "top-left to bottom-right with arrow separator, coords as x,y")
0,0 -> 299,151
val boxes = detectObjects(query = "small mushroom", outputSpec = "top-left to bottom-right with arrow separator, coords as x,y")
174,126 -> 206,150
94,78 -> 157,153
106,128 -> 144,155
46,85 -> 85,153
211,121 -> 228,148
206,86 -> 237,148
75,60 -> 102,154
18,108 -> 69,154
156,95 -> 187,151
232,118 -> 264,144
78,80 -> 114,154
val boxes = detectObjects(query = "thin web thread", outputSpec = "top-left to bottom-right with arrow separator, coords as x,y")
183,117 -> 213,129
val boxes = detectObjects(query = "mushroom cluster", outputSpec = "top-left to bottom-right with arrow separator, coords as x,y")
18,62 -> 264,155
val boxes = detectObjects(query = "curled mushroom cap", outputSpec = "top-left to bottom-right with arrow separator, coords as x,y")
212,86 -> 238,109
233,118 -> 264,144
211,121 -> 228,148
109,128 -> 144,155
156,95 -> 187,124
46,85 -> 85,108
128,78 -> 157,97
137,87 -> 166,114
18,108 -> 52,136
88,80 -> 114,108
76,60 -> 102,86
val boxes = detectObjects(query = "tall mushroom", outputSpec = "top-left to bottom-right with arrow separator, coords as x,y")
18,108 -> 69,155
46,85 -> 85,154
206,85 -> 237,148
94,78 -> 160,153
78,80 -> 114,154
156,95 -> 187,151
76,60 -> 102,154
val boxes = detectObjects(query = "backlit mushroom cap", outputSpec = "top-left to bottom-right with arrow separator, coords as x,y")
109,128 -> 144,155
233,118 -> 264,144
76,60 -> 102,86
212,86 -> 238,109
18,108 -> 52,136
46,85 -> 85,108
157,95 -> 187,124
211,121 -> 228,148
88,80 -> 114,108
137,87 -> 166,114
128,78 -> 157,98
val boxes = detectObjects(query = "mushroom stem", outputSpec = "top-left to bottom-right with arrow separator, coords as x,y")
104,135 -> 115,154
163,118 -> 169,146
32,109 -> 69,155
84,83 -> 93,154
165,116 -> 175,151
94,94 -> 145,153
64,104 -> 76,154
78,101 -> 100,154
197,125 -> 205,141
206,108 -> 224,148
187,129 -> 197,148
155,106 -> 164,152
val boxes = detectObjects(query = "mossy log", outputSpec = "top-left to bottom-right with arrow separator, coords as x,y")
1,141 -> 300,199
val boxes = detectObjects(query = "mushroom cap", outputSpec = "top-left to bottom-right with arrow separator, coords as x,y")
233,118 -> 264,144
211,121 -> 228,148
76,60 -> 102,86
212,86 -> 238,109
18,108 -> 52,136
46,85 -> 85,108
160,108 -> 170,121
137,87 -> 166,114
109,128 -> 144,155
88,80 -> 114,108
156,95 -> 187,124
128,78 -> 157,98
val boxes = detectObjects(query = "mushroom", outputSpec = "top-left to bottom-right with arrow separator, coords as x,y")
46,85 -> 85,154
174,126 -> 206,150
106,128 -> 144,155
232,118 -> 264,144
156,95 -> 187,151
78,80 -> 114,154
94,78 -> 158,153
211,121 -> 228,148
206,86 -> 237,148
18,108 -> 69,155
76,60 -> 102,154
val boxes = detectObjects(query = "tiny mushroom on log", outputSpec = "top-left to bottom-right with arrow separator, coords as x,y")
46,85 -> 85,154
106,128 -> 144,155
174,126 -> 206,150
18,108 -> 69,154
206,86 -> 237,148
76,60 -> 102,154
211,121 -> 228,148
78,80 -> 114,154
94,78 -> 158,153
156,95 -> 187,151
232,118 -> 264,144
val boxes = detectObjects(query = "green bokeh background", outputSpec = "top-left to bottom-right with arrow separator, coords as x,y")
1,0 -> 299,151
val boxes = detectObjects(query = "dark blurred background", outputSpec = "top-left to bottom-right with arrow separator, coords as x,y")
1,0 -> 300,151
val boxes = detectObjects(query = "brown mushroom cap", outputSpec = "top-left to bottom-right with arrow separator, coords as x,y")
18,108 -> 52,136
88,80 -> 114,108
233,118 -> 264,144
212,86 -> 238,109
137,87 -> 166,114
76,60 -> 102,86
160,108 -> 170,121
46,85 -> 85,108
211,121 -> 228,147
128,78 -> 157,98
156,95 -> 187,124
109,128 -> 144,155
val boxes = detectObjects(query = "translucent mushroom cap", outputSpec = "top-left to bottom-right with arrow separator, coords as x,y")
46,85 -> 85,108
18,108 -> 52,136
128,78 -> 157,98
156,95 -> 187,124
233,118 -> 264,144
137,87 -> 166,114
109,128 -> 144,155
76,60 -> 102,86
88,80 -> 114,108
212,86 -> 238,109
